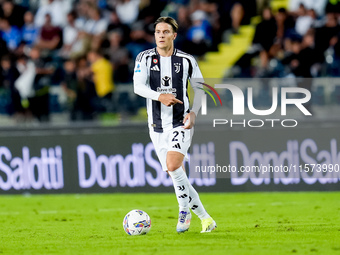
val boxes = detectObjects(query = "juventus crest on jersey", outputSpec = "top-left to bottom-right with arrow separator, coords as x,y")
133,48 -> 204,133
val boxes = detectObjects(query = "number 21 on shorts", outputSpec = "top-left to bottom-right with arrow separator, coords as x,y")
172,130 -> 185,143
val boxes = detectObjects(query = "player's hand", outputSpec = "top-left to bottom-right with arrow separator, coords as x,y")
158,94 -> 183,106
183,111 -> 196,129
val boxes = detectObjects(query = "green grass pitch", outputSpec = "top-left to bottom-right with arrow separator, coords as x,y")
0,192 -> 339,255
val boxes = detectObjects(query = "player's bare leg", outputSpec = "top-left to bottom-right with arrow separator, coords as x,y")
167,151 -> 192,233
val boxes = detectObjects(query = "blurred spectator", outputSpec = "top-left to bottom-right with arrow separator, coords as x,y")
21,11 -> 39,47
0,54 -> 23,116
61,57 -> 112,120
87,50 -> 114,113
107,10 -> 131,46
83,6 -> 108,36
252,7 -> 277,68
60,10 -> 91,59
275,8 -> 296,42
73,56 -> 97,120
60,10 -> 79,57
0,36 -> 8,58
137,0 -> 167,21
160,1 -> 181,19
28,47 -> 55,122
281,31 -> 318,77
295,7 -> 317,36
329,38 -> 340,76
184,10 -> 212,57
83,6 -> 108,50
198,0 -> 222,51
74,0 -> 92,28
296,31 -> 319,77
230,1 -> 244,34
279,29 -> 317,112
14,54 -> 35,102
126,21 -> 153,60
0,55 -> 19,91
314,12 -> 340,63
174,5 -> 191,49
35,14 -> 62,52
60,59 -> 78,120
105,30 -> 131,83
34,0 -> 71,28
289,0 -> 328,17
230,7 -> 277,77
0,0 -> 26,28
0,17 -> 21,51
216,0 -> 257,34
115,0 -> 140,25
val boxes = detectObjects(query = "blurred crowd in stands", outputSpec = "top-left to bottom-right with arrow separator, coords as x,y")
0,0 -> 339,124
232,0 -> 340,80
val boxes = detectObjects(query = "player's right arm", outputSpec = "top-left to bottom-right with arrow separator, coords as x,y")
158,94 -> 183,106
133,52 -> 161,101
133,52 -> 182,106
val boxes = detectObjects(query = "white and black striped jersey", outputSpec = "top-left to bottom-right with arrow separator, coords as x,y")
133,48 -> 204,133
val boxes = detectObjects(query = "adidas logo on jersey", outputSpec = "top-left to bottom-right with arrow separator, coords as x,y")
173,143 -> 181,149
151,65 -> 160,71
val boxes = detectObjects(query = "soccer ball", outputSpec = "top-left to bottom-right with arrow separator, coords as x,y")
123,209 -> 151,235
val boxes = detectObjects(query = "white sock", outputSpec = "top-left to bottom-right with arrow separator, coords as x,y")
188,183 -> 211,220
168,167 -> 190,212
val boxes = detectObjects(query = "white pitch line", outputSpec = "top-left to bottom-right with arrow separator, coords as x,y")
0,211 -> 19,215
0,206 -> 175,216
98,208 -> 122,212
270,202 -> 283,206
39,210 -> 59,214
236,203 -> 257,207
234,201 -> 300,207
99,206 -> 173,212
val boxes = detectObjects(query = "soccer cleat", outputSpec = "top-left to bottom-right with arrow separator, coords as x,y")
176,211 -> 191,233
200,217 -> 217,233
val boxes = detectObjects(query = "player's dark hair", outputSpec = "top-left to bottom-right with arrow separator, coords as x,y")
154,16 -> 178,33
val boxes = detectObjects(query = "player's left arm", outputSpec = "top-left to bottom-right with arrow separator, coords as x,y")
183,58 -> 204,129
183,111 -> 196,129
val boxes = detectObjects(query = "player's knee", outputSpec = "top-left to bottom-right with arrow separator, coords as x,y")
166,151 -> 184,172
166,161 -> 181,172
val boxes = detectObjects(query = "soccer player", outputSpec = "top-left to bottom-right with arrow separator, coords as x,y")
133,16 -> 216,233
